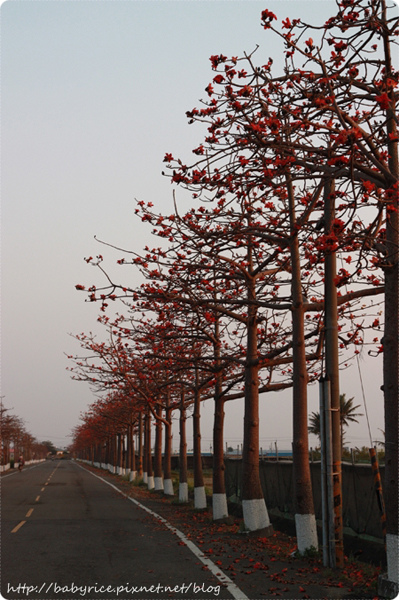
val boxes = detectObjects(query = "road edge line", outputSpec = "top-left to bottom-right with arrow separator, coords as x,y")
74,461 -> 249,600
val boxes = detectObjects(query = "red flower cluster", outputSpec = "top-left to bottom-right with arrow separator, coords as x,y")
261,9 -> 277,28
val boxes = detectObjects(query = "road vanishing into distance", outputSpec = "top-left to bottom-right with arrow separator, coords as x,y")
1,460 -> 244,600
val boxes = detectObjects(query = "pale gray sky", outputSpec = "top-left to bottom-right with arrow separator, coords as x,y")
2,0 -> 386,450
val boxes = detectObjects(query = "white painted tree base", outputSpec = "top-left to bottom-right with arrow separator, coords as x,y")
179,482 -> 189,503
147,475 -> 155,490
387,533 -> 399,584
295,513 -> 318,554
129,471 -> 136,482
143,472 -> 148,484
242,498 -> 270,531
154,477 -> 164,491
194,486 -> 207,509
213,493 -> 228,520
164,479 -> 174,496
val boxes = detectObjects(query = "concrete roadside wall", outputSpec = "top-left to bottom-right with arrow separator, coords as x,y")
224,458 -> 385,540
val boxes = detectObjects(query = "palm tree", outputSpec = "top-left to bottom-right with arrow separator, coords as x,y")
373,429 -> 385,449
308,394 -> 363,450
308,411 -> 321,446
339,394 -> 363,450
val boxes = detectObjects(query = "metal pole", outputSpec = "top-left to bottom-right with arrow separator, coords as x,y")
324,179 -> 344,567
369,447 -> 387,546
320,377 -> 336,567
320,378 -> 329,567
324,377 -> 336,568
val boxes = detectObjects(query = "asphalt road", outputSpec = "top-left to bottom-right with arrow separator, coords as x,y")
1,460 -> 244,600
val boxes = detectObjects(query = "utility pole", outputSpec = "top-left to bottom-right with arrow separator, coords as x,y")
320,376 -> 335,567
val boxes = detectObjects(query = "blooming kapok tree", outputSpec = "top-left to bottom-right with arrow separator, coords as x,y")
0,405 -> 48,466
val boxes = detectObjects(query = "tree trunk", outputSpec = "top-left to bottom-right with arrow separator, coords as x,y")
287,172 -> 318,552
111,435 -> 117,474
241,261 -> 271,532
137,412 -> 143,478
101,439 -> 106,468
105,435 -> 110,470
122,433 -> 126,474
212,315 -> 228,520
146,413 -> 154,490
154,403 -> 164,491
125,426 -> 131,474
163,389 -> 174,496
118,435 -> 122,473
193,364 -> 206,509
179,390 -> 188,503
129,422 -> 136,481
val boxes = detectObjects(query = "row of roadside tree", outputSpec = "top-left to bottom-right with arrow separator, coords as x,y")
69,0 -> 397,586
0,403 -> 50,470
